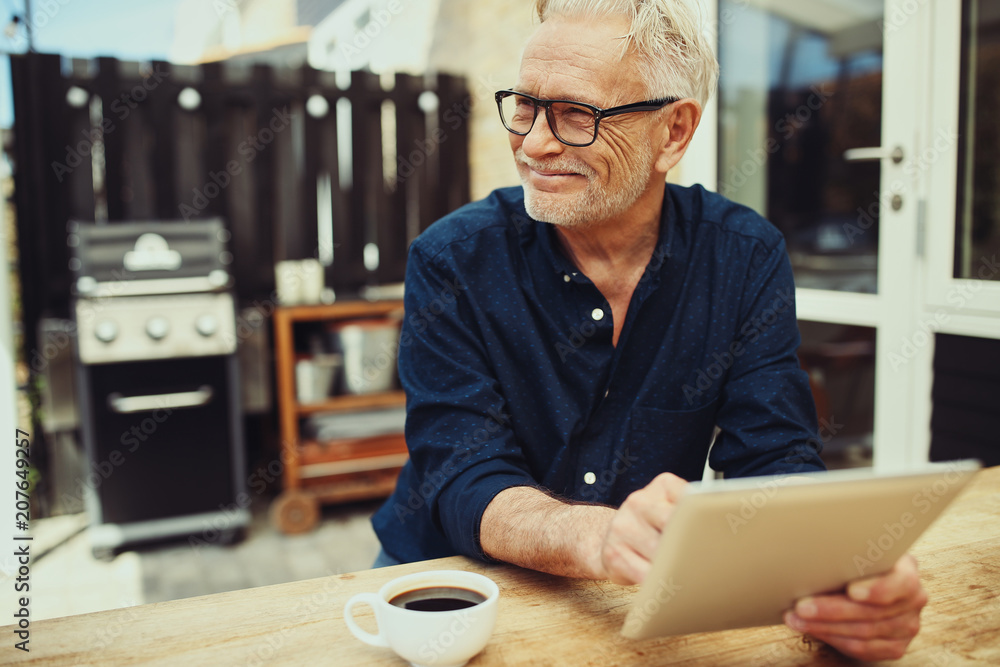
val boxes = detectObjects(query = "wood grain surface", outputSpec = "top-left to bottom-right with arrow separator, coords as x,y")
5,467 -> 998,666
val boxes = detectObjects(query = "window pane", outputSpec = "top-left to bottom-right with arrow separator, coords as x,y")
717,1 -> 884,293
956,0 -> 1000,280
798,321 -> 875,469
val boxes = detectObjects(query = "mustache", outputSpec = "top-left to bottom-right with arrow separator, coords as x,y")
514,149 -> 596,179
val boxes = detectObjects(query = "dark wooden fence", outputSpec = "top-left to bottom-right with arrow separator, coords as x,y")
10,53 -> 471,353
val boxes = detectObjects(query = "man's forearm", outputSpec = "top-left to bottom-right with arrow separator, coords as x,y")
479,486 -> 616,579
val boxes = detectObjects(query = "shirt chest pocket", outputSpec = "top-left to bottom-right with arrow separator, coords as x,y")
626,400 -> 720,484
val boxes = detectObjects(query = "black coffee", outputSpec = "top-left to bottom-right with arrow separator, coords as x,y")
388,586 -> 487,612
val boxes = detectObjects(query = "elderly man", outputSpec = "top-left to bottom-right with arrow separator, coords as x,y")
372,0 -> 927,660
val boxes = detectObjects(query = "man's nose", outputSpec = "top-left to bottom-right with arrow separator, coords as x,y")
520,108 -> 564,157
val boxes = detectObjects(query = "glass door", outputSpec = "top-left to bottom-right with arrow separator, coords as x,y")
925,0 -> 1000,319
910,0 -> 1000,464
715,0 -> 926,469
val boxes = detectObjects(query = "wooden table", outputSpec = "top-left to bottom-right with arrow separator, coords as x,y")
6,467 -> 1000,666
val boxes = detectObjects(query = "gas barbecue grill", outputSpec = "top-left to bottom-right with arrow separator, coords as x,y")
70,219 -> 249,556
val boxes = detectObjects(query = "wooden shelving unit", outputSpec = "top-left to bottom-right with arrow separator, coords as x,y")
271,300 -> 407,533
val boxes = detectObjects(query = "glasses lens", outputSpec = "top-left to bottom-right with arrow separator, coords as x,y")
500,94 -> 538,134
549,102 -> 597,145
499,94 -> 598,145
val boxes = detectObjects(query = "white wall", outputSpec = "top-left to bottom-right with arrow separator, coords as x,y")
308,0 -> 442,74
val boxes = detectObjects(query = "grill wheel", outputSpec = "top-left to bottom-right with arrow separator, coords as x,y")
270,490 -> 320,535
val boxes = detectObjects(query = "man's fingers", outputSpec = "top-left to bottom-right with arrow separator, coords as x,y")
628,493 -> 679,533
602,496 -> 665,583
602,543 -> 650,586
787,555 -> 926,624
784,610 -> 921,640
625,473 -> 687,531
607,502 -> 662,560
804,634 -> 911,662
791,593 -> 919,623
649,472 -> 690,502
600,473 -> 688,584
848,554 -> 923,606
784,555 -> 927,661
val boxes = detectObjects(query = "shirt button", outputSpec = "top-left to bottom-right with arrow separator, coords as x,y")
591,308 -> 604,321
563,274 -> 571,283
584,472 -> 597,485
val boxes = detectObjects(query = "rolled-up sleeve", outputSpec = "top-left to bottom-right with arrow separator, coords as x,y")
398,243 -> 537,559
710,239 -> 826,478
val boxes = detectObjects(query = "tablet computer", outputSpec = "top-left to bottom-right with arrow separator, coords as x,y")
621,459 -> 981,640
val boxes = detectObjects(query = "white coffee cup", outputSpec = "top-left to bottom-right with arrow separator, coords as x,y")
344,570 -> 499,667
274,260 -> 303,305
275,259 -> 325,305
298,259 -> 324,305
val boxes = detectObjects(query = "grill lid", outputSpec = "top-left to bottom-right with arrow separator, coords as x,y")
70,219 -> 231,295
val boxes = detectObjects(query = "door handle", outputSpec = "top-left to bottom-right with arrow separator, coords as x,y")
108,386 -> 214,413
843,146 -> 904,164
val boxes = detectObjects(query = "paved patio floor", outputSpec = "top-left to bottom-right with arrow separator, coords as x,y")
28,495 -> 382,621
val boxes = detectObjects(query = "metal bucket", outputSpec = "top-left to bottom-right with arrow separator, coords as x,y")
332,319 -> 401,395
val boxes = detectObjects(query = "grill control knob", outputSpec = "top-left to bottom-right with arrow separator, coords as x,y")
146,317 -> 170,341
94,320 -> 118,343
195,314 -> 218,337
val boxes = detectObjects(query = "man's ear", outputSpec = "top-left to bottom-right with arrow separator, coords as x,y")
653,99 -> 703,174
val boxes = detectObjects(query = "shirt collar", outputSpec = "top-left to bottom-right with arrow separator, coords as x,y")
526,184 -> 674,282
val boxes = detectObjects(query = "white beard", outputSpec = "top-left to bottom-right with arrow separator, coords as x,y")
517,139 -> 656,229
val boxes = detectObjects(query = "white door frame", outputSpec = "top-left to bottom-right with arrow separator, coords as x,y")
690,0 -> 936,470
923,0 -> 1000,325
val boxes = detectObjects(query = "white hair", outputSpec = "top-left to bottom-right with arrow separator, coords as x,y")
534,0 -> 719,107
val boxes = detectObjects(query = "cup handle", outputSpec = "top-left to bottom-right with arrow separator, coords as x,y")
343,593 -> 388,647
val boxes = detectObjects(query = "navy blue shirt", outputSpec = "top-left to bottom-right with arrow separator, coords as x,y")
372,184 -> 825,564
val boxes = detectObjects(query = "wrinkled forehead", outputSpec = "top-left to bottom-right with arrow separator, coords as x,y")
515,13 -> 646,107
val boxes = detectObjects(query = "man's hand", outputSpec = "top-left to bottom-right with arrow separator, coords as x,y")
784,554 -> 928,661
600,472 -> 689,585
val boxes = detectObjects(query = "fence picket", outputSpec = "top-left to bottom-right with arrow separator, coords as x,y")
9,52 -> 470,338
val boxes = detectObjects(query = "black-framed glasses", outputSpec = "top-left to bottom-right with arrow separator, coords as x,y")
495,90 -> 679,147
